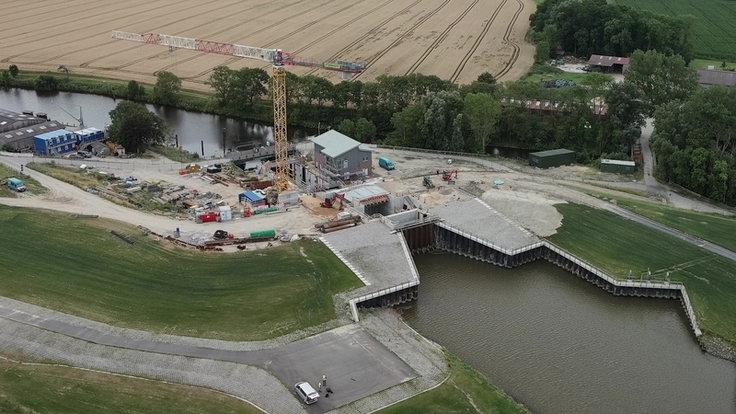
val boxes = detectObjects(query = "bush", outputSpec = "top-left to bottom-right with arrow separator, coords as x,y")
34,75 -> 59,92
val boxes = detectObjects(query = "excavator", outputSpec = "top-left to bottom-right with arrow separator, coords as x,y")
321,193 -> 345,210
442,170 -> 458,181
423,176 -> 435,188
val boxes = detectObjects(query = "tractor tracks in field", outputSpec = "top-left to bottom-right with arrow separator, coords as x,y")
303,0 -> 423,77
351,0 -> 453,81
404,0 -> 480,77
81,0 -> 318,71
0,0 -> 186,64
492,0 -> 523,80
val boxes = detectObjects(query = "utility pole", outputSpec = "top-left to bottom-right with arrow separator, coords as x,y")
222,127 -> 227,158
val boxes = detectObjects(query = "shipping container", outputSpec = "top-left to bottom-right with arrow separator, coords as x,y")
250,229 -> 276,238
528,149 -> 575,169
600,159 -> 636,174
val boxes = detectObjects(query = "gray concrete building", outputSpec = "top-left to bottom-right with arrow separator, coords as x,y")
311,130 -> 372,181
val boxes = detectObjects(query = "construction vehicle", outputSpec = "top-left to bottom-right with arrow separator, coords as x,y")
111,30 -> 364,195
213,229 -> 233,240
423,176 -> 435,188
6,177 -> 26,192
321,193 -> 345,209
442,170 -> 458,181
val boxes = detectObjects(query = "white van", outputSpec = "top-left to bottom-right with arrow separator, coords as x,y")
294,381 -> 319,404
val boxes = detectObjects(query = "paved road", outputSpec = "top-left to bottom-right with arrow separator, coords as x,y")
0,305 -> 415,413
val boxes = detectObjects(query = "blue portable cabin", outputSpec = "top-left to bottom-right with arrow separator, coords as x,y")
74,127 -> 104,145
239,191 -> 266,208
33,129 -> 77,156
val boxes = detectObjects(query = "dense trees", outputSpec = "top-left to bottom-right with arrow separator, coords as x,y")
127,80 -> 145,101
206,66 -> 269,112
463,93 -> 502,152
152,71 -> 181,105
108,101 -> 169,153
651,86 -> 736,205
530,0 -> 695,62
624,50 -> 699,115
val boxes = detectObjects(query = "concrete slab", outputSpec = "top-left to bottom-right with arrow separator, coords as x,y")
430,198 -> 539,251
257,324 -> 416,412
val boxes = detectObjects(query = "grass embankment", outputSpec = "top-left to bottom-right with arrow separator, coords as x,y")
0,357 -> 260,414
548,203 -> 736,347
614,0 -> 736,60
690,58 -> 736,71
378,352 -> 529,414
0,206 -> 361,340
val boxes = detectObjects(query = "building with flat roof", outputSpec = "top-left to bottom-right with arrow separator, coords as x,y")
529,148 -> 576,169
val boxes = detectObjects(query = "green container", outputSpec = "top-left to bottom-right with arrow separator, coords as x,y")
529,148 -> 576,169
250,229 -> 276,238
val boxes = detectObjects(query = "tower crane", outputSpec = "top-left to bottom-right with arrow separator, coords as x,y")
110,30 -> 364,194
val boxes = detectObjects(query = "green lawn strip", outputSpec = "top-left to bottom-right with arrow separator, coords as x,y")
377,352 -> 529,414
690,58 -> 736,71
548,203 -> 736,347
0,206 -> 362,341
0,358 -> 261,414
564,185 -> 736,252
521,71 -> 591,84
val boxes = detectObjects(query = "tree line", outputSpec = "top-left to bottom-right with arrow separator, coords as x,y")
530,0 -> 696,63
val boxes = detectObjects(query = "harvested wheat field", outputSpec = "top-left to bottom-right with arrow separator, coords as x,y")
1,0 -> 535,91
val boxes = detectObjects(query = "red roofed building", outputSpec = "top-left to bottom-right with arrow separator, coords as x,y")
587,55 -> 629,73
501,98 -> 608,116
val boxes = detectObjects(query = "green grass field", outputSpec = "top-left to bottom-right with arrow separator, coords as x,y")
614,0 -> 736,60
377,352 -> 529,414
0,358 -> 261,414
548,203 -> 736,347
690,58 -> 736,71
0,206 -> 362,341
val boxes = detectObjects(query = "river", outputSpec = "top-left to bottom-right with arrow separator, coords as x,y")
402,253 -> 736,414
0,89 -> 312,156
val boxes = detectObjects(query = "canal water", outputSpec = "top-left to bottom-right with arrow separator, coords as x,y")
0,89 -> 312,156
402,253 -> 736,414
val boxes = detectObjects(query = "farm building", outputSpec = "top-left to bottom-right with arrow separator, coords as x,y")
587,55 -> 629,73
33,129 -> 78,155
311,130 -> 372,181
697,69 -> 736,88
500,98 -> 608,116
601,159 -> 636,174
0,121 -> 65,152
0,108 -> 46,133
529,149 -> 576,169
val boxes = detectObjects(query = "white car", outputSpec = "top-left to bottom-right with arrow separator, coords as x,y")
294,381 -> 319,404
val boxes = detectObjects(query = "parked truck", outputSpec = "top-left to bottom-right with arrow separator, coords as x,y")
7,177 -> 26,192
378,157 -> 395,170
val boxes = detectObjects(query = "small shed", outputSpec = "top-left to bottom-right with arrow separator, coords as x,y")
218,205 -> 233,221
529,149 -> 575,169
239,191 -> 265,208
601,159 -> 636,174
